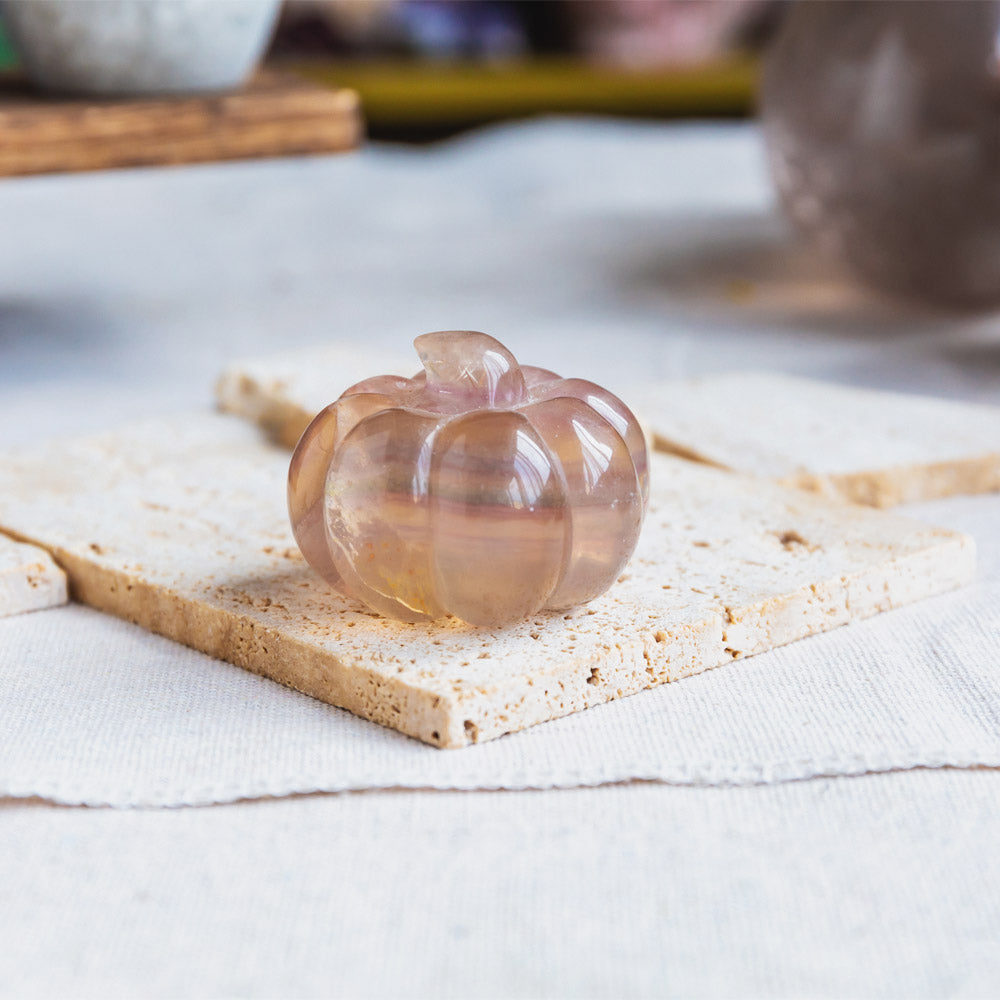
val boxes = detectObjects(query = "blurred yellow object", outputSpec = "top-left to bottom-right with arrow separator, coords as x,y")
291,55 -> 757,128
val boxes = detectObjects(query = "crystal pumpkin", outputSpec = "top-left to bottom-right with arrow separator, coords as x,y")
288,331 -> 649,627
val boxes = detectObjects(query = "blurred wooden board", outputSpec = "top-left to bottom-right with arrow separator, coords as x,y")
0,70 -> 362,177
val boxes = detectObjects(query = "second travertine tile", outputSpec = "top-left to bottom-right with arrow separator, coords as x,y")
632,372 -> 1000,507
216,344 -> 414,448
217,346 -> 1000,507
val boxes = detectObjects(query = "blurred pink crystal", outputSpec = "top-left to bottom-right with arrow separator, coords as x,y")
761,1 -> 1000,306
288,331 -> 649,627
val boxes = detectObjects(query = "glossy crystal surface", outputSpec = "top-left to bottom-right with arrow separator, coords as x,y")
288,331 -> 648,627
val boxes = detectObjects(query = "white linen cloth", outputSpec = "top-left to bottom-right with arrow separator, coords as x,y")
2,487 -> 999,806
3,772 -> 1000,999
1,119 -> 999,996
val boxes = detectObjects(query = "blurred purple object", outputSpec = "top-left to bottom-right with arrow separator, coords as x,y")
760,1 -> 1000,307
397,1 -> 526,60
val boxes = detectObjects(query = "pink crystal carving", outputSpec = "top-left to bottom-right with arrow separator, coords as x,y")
288,331 -> 649,627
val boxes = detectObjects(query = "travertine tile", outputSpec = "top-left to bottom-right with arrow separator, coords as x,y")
0,413 -> 974,746
0,535 -> 67,618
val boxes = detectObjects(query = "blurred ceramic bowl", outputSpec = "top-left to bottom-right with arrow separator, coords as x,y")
1,0 -> 280,95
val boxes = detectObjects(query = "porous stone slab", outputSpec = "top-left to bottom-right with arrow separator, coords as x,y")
0,535 -> 67,617
216,344 -> 414,448
0,414 -> 974,747
218,350 -> 1000,507
633,372 -> 1000,507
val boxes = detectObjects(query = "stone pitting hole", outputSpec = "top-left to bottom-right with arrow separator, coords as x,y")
777,530 -> 809,549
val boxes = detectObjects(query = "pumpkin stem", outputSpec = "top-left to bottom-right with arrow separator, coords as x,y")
414,330 -> 527,409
